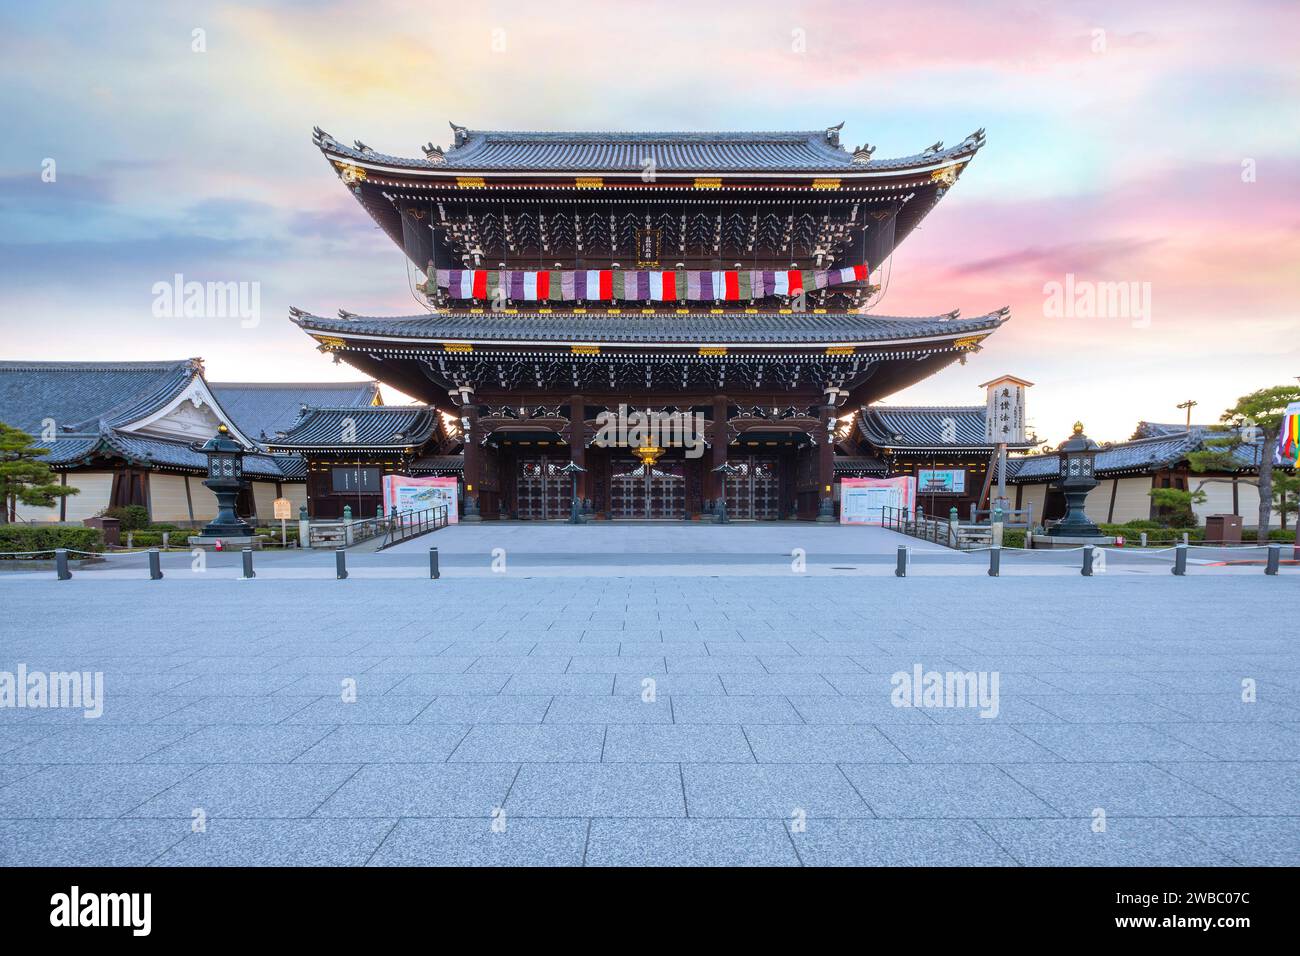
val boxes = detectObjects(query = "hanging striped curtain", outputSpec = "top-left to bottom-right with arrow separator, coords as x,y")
429,263 -> 869,303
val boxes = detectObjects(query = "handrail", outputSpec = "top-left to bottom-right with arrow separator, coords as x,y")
380,505 -> 449,549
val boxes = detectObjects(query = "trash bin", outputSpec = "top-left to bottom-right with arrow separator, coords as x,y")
82,516 -> 121,547
1204,514 -> 1242,545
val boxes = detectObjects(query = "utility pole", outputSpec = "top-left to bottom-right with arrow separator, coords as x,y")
1177,399 -> 1198,428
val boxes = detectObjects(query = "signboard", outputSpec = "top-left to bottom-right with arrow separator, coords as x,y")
840,476 -> 916,525
917,469 -> 966,494
273,497 -> 292,520
381,475 -> 459,524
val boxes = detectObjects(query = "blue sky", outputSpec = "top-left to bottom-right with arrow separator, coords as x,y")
2,0 -> 1297,441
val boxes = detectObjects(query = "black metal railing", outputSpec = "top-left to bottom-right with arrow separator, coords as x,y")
882,505 -> 964,549
379,505 -> 449,549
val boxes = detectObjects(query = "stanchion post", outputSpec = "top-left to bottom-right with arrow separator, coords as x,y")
1172,542 -> 1187,576
988,547 -> 1001,577
241,548 -> 255,580
55,548 -> 71,581
1265,544 -> 1280,576
336,547 -> 348,580
430,547 -> 440,580
1140,532 -> 1148,548
895,545 -> 907,578
148,548 -> 163,580
1081,545 -> 1094,576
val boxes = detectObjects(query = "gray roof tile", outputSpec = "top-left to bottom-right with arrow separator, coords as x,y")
211,381 -> 381,440
0,359 -> 199,435
315,126 -> 986,174
269,406 -> 438,451
292,309 -> 1005,346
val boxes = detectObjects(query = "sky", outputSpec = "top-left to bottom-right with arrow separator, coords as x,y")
1,0 -> 1297,444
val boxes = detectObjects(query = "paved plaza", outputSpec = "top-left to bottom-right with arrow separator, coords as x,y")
0,524 -> 1296,866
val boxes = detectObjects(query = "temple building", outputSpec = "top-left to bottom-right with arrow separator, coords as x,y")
290,122 -> 1017,519
0,360 -> 379,524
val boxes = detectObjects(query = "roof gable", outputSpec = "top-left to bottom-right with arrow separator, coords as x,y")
0,359 -> 201,437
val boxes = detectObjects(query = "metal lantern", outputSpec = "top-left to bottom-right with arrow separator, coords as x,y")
194,424 -> 255,536
1049,421 -> 1101,536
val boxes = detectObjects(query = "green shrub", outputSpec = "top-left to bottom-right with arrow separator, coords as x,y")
98,505 -> 150,530
0,525 -> 104,558
1000,529 -> 1026,549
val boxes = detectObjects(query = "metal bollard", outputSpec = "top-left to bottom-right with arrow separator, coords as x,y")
1172,543 -> 1187,576
895,545 -> 907,578
55,548 -> 71,581
241,548 -> 255,580
148,549 -> 163,580
430,547 -> 440,580
1265,544 -> 1280,576
1140,532 -> 1148,548
336,547 -> 348,580
988,547 -> 1001,577
1081,545 -> 1094,577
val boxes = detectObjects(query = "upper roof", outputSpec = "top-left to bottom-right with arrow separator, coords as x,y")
858,404 -> 1037,450
0,359 -> 201,436
291,308 -> 1007,348
267,405 -> 439,451
211,381 -> 381,440
314,125 -> 987,176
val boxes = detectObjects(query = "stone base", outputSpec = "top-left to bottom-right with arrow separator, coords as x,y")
187,535 -> 265,551
1029,533 -> 1115,550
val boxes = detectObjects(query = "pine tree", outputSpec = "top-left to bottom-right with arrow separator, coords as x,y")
1187,385 -> 1300,539
0,422 -> 79,523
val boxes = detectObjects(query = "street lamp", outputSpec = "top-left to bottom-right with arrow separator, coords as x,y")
556,460 -> 587,524
712,461 -> 743,524
1048,421 -> 1101,537
194,424 -> 255,537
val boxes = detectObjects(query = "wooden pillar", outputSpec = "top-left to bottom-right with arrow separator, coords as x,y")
711,395 -> 729,502
462,403 -> 482,520
817,404 -> 836,521
569,394 -> 587,501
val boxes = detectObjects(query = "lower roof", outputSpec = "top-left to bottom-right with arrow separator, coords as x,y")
292,308 -> 1006,348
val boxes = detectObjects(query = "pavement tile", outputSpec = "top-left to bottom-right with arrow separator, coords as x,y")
682,764 -> 872,818
543,696 -> 673,724
142,725 -> 332,763
744,726 -> 908,763
294,725 -> 470,763
839,764 -> 1059,818
1000,763 -> 1244,817
586,818 -> 798,866
505,763 -> 684,817
602,725 -> 754,762
128,764 -> 359,818
449,725 -> 603,762
0,819 -> 190,866
314,764 -> 518,817
153,819 -> 395,866
368,818 -> 587,866
790,820 -> 1015,866
0,764 -> 202,818
1172,817 -> 1300,866
980,818 -> 1233,866
1154,761 -> 1300,815
876,726 -> 1061,763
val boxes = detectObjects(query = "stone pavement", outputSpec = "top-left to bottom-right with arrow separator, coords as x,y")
0,560 -> 1296,867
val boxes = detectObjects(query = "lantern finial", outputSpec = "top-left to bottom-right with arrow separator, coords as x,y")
1072,421 -> 1084,435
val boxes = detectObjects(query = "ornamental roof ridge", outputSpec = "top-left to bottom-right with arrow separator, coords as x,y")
313,125 -> 986,174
